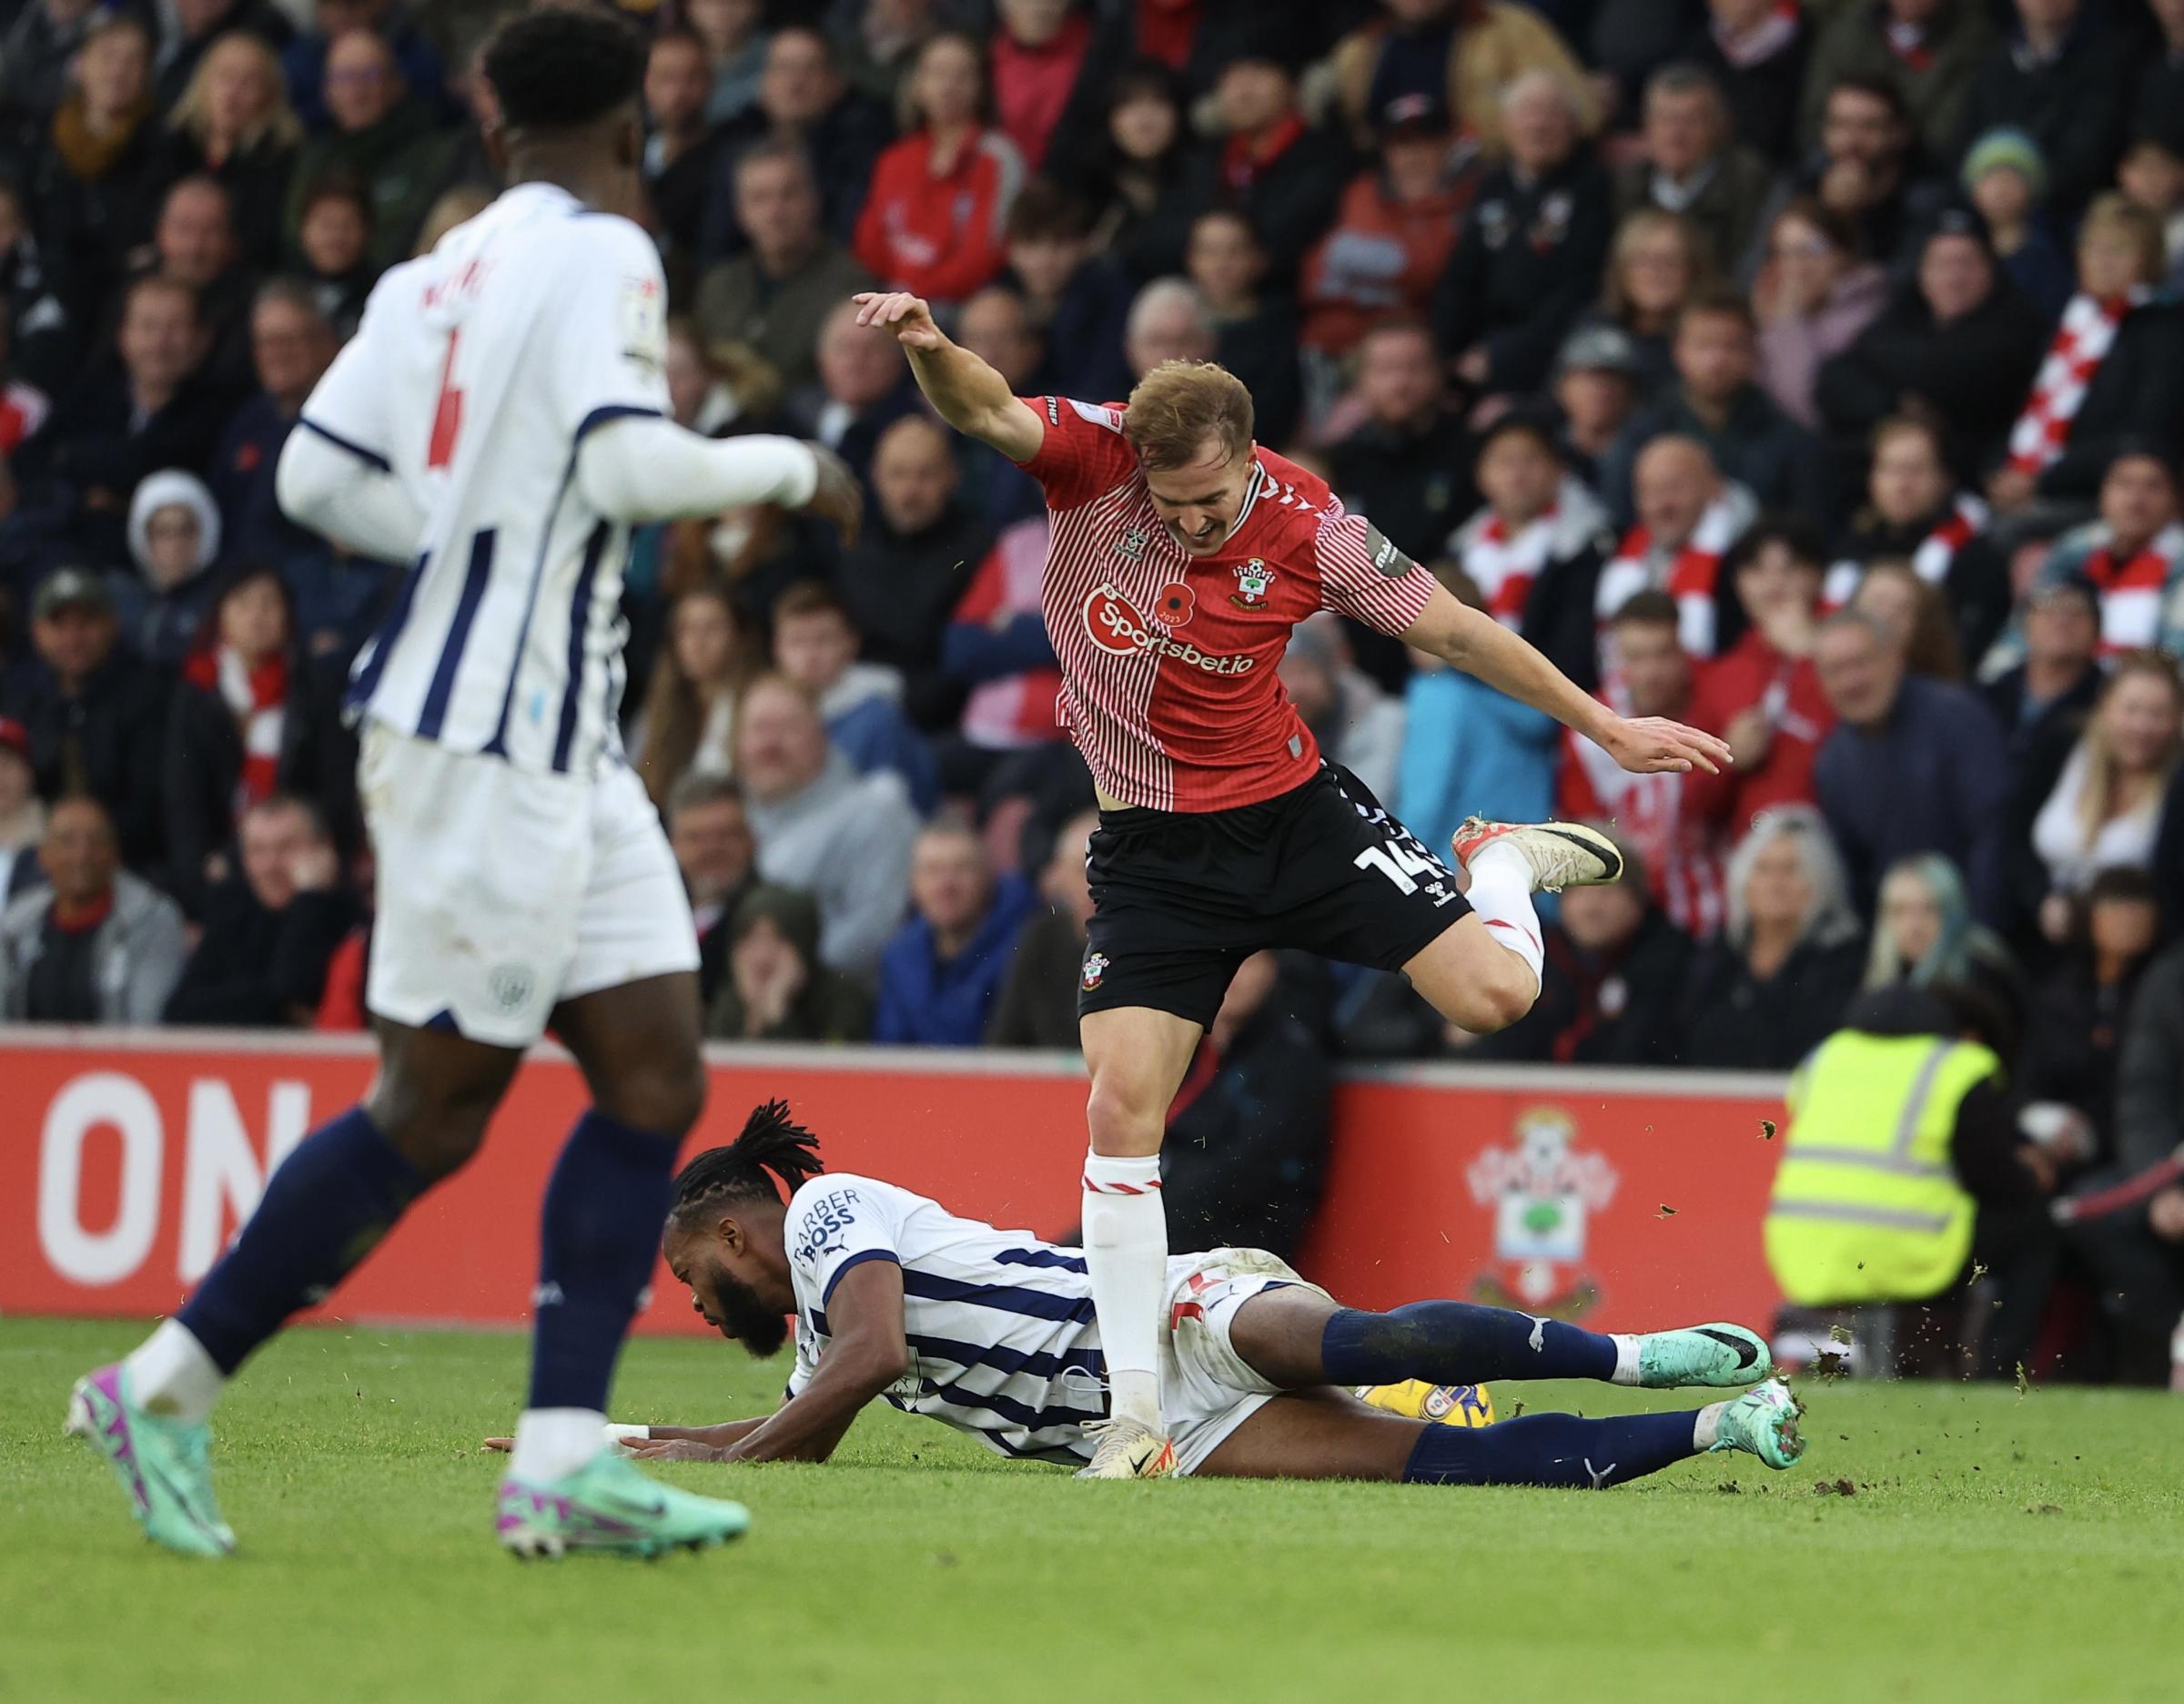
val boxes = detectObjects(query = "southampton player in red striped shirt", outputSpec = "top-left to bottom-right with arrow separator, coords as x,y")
855,289 -> 1730,1478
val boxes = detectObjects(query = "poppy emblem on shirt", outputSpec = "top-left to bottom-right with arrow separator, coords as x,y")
1081,952 -> 1110,990
1230,559 -> 1275,608
1157,583 -> 1196,625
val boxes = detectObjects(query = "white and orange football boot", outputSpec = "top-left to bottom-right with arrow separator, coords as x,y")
1450,816 -> 1623,894
1075,1415 -> 1178,1480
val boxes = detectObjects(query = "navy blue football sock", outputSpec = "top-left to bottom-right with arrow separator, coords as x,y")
1320,1301 -> 1619,1385
1402,1410 -> 1699,1488
527,1110 -> 683,1412
177,1107 -> 426,1375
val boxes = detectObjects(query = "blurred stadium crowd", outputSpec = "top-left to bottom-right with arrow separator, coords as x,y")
0,0 -> 2181,1377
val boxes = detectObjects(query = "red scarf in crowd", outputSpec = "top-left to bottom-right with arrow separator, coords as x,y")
1222,112 -> 1305,197
2006,290 -> 2147,477
1594,493 -> 1748,663
1820,495 -> 1987,610
2081,526 -> 2184,654
186,644 -> 288,814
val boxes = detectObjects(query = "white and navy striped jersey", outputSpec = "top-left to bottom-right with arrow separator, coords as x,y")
294,182 -> 670,777
784,1174 -> 1109,1466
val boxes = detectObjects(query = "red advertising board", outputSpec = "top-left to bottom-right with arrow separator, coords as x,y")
0,1030 -> 1789,1335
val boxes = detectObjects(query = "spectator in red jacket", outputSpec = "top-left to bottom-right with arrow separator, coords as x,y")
853,32 -> 1026,309
991,0 -> 1097,173
1688,517 -> 1837,837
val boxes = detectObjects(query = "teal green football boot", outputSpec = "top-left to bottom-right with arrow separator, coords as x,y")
497,1448 -> 752,1558
66,1364 -> 236,1558
1708,1379 -> 1807,1470
1636,1322 -> 1774,1388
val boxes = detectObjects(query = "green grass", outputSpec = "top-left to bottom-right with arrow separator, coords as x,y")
3,1318 -> 2179,1704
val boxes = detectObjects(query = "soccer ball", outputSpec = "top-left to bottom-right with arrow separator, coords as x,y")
1355,1380 -> 1497,1426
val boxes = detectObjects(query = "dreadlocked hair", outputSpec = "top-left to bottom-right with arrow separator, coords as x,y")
669,1100 -> 824,1224
483,6 -> 646,134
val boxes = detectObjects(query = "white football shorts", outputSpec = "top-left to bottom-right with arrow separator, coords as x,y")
1161,1247 -> 1332,1476
358,723 -> 699,1047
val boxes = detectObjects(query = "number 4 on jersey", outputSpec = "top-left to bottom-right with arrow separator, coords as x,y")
428,330 -> 464,470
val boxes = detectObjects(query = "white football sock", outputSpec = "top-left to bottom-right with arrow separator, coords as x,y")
1693,1400 -> 1730,1450
1463,841 -> 1544,998
122,1319 -> 225,1425
1081,1151 -> 1168,1431
509,1408 -> 611,1482
1610,1333 -> 1642,1386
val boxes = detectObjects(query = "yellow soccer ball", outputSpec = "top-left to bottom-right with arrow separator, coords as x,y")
1355,1380 -> 1496,1426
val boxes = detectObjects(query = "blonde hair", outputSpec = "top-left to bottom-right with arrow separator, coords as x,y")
2077,651 -> 2184,847
2078,190 -> 2168,288
1123,360 -> 1254,472
167,31 -> 301,152
1602,208 -> 1714,325
413,183 -> 493,256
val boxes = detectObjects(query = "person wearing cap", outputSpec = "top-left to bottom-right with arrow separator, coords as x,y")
1551,320 -> 1643,481
1987,193 -> 2184,514
1963,126 -> 2071,324
1956,0 -> 2128,222
1170,42 -> 1350,289
1815,207 -> 2048,479
1980,572 -> 2101,770
0,794 -> 187,1024
1297,86 -> 1468,361
116,466 -> 222,666
1431,67 -> 1613,397
0,566 -> 167,869
0,715 -> 45,904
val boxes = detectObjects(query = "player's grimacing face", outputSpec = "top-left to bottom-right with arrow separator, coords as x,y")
1143,435 -> 1252,554
666,1232 -> 790,1357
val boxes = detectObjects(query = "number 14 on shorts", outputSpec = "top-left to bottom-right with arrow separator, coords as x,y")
1354,838 -> 1457,904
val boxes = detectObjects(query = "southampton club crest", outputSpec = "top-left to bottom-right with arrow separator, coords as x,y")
1231,558 -> 1275,609
1465,1107 -> 1619,1318
1081,952 -> 1110,990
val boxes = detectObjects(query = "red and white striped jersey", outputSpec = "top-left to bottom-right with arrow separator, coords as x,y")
1012,395 -> 1436,812
1558,688 -> 1726,938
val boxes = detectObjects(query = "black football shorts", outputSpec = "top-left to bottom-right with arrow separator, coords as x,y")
1077,762 -> 1472,1029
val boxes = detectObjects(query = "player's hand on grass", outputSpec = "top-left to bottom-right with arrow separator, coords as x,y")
801,441 -> 863,547
626,1436 -> 725,1463
1598,715 -> 1733,776
853,290 -> 943,350
481,1436 -> 512,1452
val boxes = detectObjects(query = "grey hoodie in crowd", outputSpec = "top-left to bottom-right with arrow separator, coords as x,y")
744,749 -> 918,979
0,871 -> 187,1024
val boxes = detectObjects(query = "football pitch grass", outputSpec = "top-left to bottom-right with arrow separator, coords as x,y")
5,1318 -> 2178,1704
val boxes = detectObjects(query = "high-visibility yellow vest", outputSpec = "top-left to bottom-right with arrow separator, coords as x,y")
1764,1031 -> 1997,1307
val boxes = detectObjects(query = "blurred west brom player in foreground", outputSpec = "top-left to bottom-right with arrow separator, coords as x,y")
68,9 -> 860,1561
485,1105 -> 1805,1486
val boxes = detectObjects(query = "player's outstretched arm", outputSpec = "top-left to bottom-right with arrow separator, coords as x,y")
854,290 -> 1043,463
1403,582 -> 1732,776
575,417 -> 862,544
705,1257 -> 910,1466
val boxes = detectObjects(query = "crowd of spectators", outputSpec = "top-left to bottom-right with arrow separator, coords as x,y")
0,0 -> 2181,1374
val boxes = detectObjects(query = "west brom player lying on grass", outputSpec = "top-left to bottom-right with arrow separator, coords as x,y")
486,1105 -> 1807,1485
